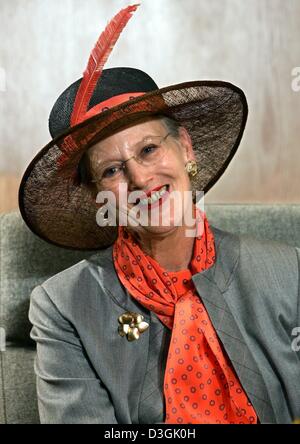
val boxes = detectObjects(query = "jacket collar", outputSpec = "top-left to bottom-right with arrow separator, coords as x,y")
90,225 -> 237,310
88,245 -> 151,321
90,225 -> 277,423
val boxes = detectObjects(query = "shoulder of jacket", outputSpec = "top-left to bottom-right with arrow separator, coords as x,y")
35,246 -> 119,320
40,245 -> 114,293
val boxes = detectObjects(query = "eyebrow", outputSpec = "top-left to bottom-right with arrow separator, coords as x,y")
93,134 -> 160,165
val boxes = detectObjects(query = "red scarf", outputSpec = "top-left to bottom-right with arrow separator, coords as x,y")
113,208 -> 257,424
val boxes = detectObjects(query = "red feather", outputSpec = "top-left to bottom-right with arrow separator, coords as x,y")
70,4 -> 140,126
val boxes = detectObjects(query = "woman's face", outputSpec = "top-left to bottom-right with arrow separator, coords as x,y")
88,117 -> 196,239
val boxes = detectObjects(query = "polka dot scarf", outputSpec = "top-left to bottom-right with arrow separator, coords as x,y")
113,208 -> 257,424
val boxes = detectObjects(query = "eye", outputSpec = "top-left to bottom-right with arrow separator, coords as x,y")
141,144 -> 158,156
102,165 -> 121,178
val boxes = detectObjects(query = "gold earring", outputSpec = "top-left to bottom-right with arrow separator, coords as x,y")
185,160 -> 198,177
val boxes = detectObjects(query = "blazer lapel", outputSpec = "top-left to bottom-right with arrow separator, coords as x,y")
88,246 -> 152,423
192,226 -> 277,424
89,245 -> 150,315
89,229 -> 278,423
138,311 -> 171,423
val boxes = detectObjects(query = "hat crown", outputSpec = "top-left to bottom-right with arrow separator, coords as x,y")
49,67 -> 159,139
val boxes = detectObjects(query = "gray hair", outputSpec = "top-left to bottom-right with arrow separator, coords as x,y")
159,115 -> 181,139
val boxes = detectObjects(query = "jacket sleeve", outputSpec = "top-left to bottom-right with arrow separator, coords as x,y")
28,285 -> 118,424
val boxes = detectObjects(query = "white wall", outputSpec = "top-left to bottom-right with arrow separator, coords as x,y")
0,0 -> 299,203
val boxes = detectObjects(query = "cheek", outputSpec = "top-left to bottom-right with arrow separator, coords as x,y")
166,158 -> 189,183
159,156 -> 186,179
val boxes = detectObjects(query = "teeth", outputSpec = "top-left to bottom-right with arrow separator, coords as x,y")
139,185 -> 168,205
159,186 -> 167,196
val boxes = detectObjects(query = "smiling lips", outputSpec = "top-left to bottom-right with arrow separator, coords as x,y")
139,185 -> 169,206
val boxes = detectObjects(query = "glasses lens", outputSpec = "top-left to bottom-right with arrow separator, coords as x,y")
92,162 -> 123,185
92,134 -> 170,186
136,135 -> 169,166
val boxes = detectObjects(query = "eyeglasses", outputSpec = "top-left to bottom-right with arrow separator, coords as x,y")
91,132 -> 172,186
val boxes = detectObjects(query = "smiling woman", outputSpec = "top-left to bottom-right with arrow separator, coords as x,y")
77,114 -> 182,197
85,115 -> 198,268
18,4 -> 300,425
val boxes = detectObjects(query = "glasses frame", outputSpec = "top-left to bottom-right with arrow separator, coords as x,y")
91,132 -> 172,186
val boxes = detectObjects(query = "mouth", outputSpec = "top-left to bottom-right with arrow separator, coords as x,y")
136,184 -> 170,206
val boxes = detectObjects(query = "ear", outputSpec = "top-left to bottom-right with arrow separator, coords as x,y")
178,127 -> 196,163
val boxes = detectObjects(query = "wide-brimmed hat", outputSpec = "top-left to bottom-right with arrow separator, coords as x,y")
19,4 -> 248,251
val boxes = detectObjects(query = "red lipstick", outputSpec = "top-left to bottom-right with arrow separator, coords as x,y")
145,185 -> 168,197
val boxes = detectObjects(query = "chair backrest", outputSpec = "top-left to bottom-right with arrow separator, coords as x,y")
0,212 -> 92,424
0,204 -> 299,423
207,203 -> 300,247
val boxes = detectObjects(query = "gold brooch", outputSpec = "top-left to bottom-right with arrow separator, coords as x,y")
118,312 -> 149,341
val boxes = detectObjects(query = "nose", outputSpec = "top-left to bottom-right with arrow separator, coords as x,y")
125,158 -> 152,190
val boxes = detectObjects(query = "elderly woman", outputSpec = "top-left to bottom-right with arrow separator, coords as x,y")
19,6 -> 300,424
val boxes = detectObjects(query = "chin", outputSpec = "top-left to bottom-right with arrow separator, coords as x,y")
129,221 -> 180,239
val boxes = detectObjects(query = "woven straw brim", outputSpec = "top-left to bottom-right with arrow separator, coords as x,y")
19,80 -> 248,250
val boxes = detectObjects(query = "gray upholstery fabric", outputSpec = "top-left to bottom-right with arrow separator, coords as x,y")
206,204 -> 300,247
0,212 -> 92,344
0,205 -> 299,424
0,355 -> 4,424
0,212 -> 92,424
0,347 -> 38,424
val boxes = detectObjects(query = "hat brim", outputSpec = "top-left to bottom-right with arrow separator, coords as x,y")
19,80 -> 248,250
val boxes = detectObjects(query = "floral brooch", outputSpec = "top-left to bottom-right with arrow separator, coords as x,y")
118,312 -> 149,342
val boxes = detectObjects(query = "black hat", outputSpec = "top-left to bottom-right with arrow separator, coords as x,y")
19,4 -> 248,250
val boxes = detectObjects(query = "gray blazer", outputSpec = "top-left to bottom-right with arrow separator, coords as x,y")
28,226 -> 300,424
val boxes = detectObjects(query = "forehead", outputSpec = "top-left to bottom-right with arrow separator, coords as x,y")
88,117 -> 166,160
